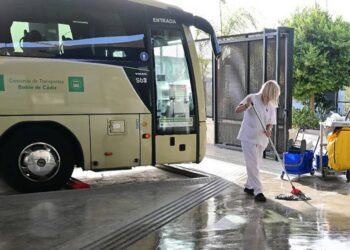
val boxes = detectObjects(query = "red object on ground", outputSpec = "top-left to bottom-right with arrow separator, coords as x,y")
291,187 -> 302,195
66,178 -> 91,189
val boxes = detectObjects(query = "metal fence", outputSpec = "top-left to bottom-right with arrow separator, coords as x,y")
197,27 -> 294,154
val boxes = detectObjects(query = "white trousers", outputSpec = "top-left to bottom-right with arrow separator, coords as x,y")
241,140 -> 264,195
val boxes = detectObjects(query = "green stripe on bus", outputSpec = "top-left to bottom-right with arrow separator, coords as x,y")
0,75 -> 4,91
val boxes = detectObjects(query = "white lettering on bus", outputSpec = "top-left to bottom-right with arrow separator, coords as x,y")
135,72 -> 147,76
153,17 -> 176,24
136,77 -> 147,84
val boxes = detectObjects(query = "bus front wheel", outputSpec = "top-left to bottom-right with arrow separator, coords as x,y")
1,126 -> 75,192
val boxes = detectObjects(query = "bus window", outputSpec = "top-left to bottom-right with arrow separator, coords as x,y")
152,29 -> 195,134
3,1 -> 147,63
10,22 -> 72,56
10,22 -> 29,53
58,24 -> 73,54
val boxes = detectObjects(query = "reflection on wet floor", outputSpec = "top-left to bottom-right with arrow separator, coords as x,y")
2,145 -> 349,249
129,186 -> 350,250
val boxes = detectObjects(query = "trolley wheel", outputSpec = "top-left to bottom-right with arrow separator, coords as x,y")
346,170 -> 350,183
280,171 -> 285,180
310,169 -> 315,176
0,126 -> 75,192
322,168 -> 327,180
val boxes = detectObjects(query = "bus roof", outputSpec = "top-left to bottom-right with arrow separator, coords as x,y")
130,0 -> 182,10
2,0 -> 183,11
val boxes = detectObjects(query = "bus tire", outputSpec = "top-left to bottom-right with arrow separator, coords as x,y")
0,126 -> 75,192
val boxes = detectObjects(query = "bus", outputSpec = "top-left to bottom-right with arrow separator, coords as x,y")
0,0 -> 221,192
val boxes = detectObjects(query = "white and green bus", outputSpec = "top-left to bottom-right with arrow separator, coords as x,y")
0,0 -> 221,192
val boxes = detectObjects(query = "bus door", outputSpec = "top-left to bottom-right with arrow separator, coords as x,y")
151,28 -> 197,164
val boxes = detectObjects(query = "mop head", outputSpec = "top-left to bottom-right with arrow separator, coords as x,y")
275,187 -> 311,201
275,193 -> 311,201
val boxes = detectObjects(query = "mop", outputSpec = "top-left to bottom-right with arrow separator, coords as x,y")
251,102 -> 311,201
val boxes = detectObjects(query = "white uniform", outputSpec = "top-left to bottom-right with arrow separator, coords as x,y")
237,93 -> 276,195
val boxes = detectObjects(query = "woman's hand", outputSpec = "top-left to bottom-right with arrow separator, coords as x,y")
264,124 -> 273,137
264,129 -> 272,137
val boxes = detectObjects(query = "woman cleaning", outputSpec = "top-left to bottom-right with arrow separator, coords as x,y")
235,80 -> 280,202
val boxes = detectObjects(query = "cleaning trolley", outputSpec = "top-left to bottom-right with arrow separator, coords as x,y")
319,119 -> 350,182
281,129 -> 318,179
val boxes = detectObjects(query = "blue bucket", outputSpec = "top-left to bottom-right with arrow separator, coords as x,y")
283,150 -> 314,175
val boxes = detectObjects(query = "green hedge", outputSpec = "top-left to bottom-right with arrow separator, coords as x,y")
292,107 -> 319,129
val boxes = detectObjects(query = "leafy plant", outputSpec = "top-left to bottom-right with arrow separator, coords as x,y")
314,94 -> 335,120
283,6 -> 350,111
218,1 -> 257,36
292,107 -> 319,129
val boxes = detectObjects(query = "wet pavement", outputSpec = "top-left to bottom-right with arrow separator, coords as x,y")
128,145 -> 350,250
0,144 -> 350,249
0,177 -> 223,250
0,166 -> 188,195
129,184 -> 350,250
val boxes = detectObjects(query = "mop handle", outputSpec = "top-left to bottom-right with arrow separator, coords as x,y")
250,102 -> 295,187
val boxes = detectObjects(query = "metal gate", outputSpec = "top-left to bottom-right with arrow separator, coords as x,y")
214,27 -> 294,154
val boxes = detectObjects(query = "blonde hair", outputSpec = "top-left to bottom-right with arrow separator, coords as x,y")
258,80 -> 280,107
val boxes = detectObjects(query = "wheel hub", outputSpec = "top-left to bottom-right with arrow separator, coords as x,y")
36,158 -> 47,167
18,143 -> 61,182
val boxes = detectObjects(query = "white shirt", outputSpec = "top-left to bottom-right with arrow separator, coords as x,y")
237,93 -> 277,148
